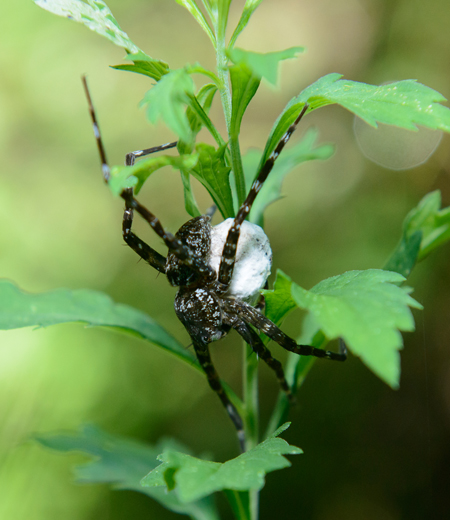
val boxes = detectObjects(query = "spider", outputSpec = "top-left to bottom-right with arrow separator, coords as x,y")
82,77 -> 346,451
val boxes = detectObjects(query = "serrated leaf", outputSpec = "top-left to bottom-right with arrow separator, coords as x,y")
175,0 -> 216,46
243,128 -> 334,226
229,62 -> 261,139
228,47 -> 305,86
261,73 -> 450,168
141,68 -> 196,144
229,0 -> 264,50
34,0 -> 142,54
190,144 -> 234,218
301,75 -> 450,129
384,191 -> 450,276
112,51 -> 169,82
141,423 -> 301,502
0,280 -> 199,371
286,269 -> 422,388
35,425 -> 218,520
109,153 -> 199,195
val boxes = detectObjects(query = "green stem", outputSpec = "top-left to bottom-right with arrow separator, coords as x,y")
243,343 -> 259,520
224,490 -> 251,520
229,134 -> 247,206
264,357 -> 316,439
214,13 -> 246,210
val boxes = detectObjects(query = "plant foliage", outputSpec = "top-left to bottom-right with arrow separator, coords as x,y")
7,1 -> 450,519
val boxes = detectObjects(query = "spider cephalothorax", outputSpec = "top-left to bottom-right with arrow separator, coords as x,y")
83,77 -> 346,451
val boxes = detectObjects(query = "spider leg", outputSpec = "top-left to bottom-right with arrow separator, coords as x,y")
233,319 -> 294,403
216,103 -> 309,294
192,338 -> 245,452
82,76 -> 215,280
121,189 -> 166,272
227,300 -> 347,362
125,142 -> 177,166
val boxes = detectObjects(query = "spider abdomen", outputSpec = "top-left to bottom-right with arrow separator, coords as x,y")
174,287 -> 228,344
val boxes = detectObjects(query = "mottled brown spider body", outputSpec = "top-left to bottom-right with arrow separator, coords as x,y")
83,77 -> 346,451
166,215 -> 213,287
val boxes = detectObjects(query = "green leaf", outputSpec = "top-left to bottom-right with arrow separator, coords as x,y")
228,47 -> 305,86
112,51 -> 169,82
383,231 -> 422,278
206,0 -> 233,39
286,269 -> 422,388
34,0 -> 142,54
300,75 -> 450,129
0,280 -> 199,371
109,153 -> 199,195
180,170 -> 202,218
229,0 -> 264,50
402,190 -> 450,260
175,0 -> 216,46
35,425 -> 219,520
229,63 -> 261,139
261,73 -> 450,168
141,68 -> 196,144
190,144 -> 234,219
185,84 -> 219,145
179,84 -> 219,218
384,191 -> 450,276
141,423 -> 301,502
263,271 -> 297,327
243,128 -> 334,226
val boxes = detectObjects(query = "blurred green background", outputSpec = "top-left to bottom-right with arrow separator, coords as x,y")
1,0 -> 450,519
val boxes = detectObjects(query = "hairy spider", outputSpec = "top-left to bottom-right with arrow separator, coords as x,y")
82,77 -> 346,451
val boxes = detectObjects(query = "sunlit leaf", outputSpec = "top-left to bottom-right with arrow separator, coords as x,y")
243,128 -> 334,226
0,281 -> 199,371
228,47 -> 305,86
141,423 -> 301,502
229,62 -> 261,139
34,0 -> 142,54
35,425 -> 219,520
112,51 -> 169,81
141,68 -> 196,144
285,269 -> 422,388
261,73 -> 450,167
109,153 -> 199,195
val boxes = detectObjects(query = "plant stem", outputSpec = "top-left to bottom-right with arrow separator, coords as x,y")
243,343 -> 260,519
229,134 -> 247,206
214,13 -> 246,209
224,490 -> 251,520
